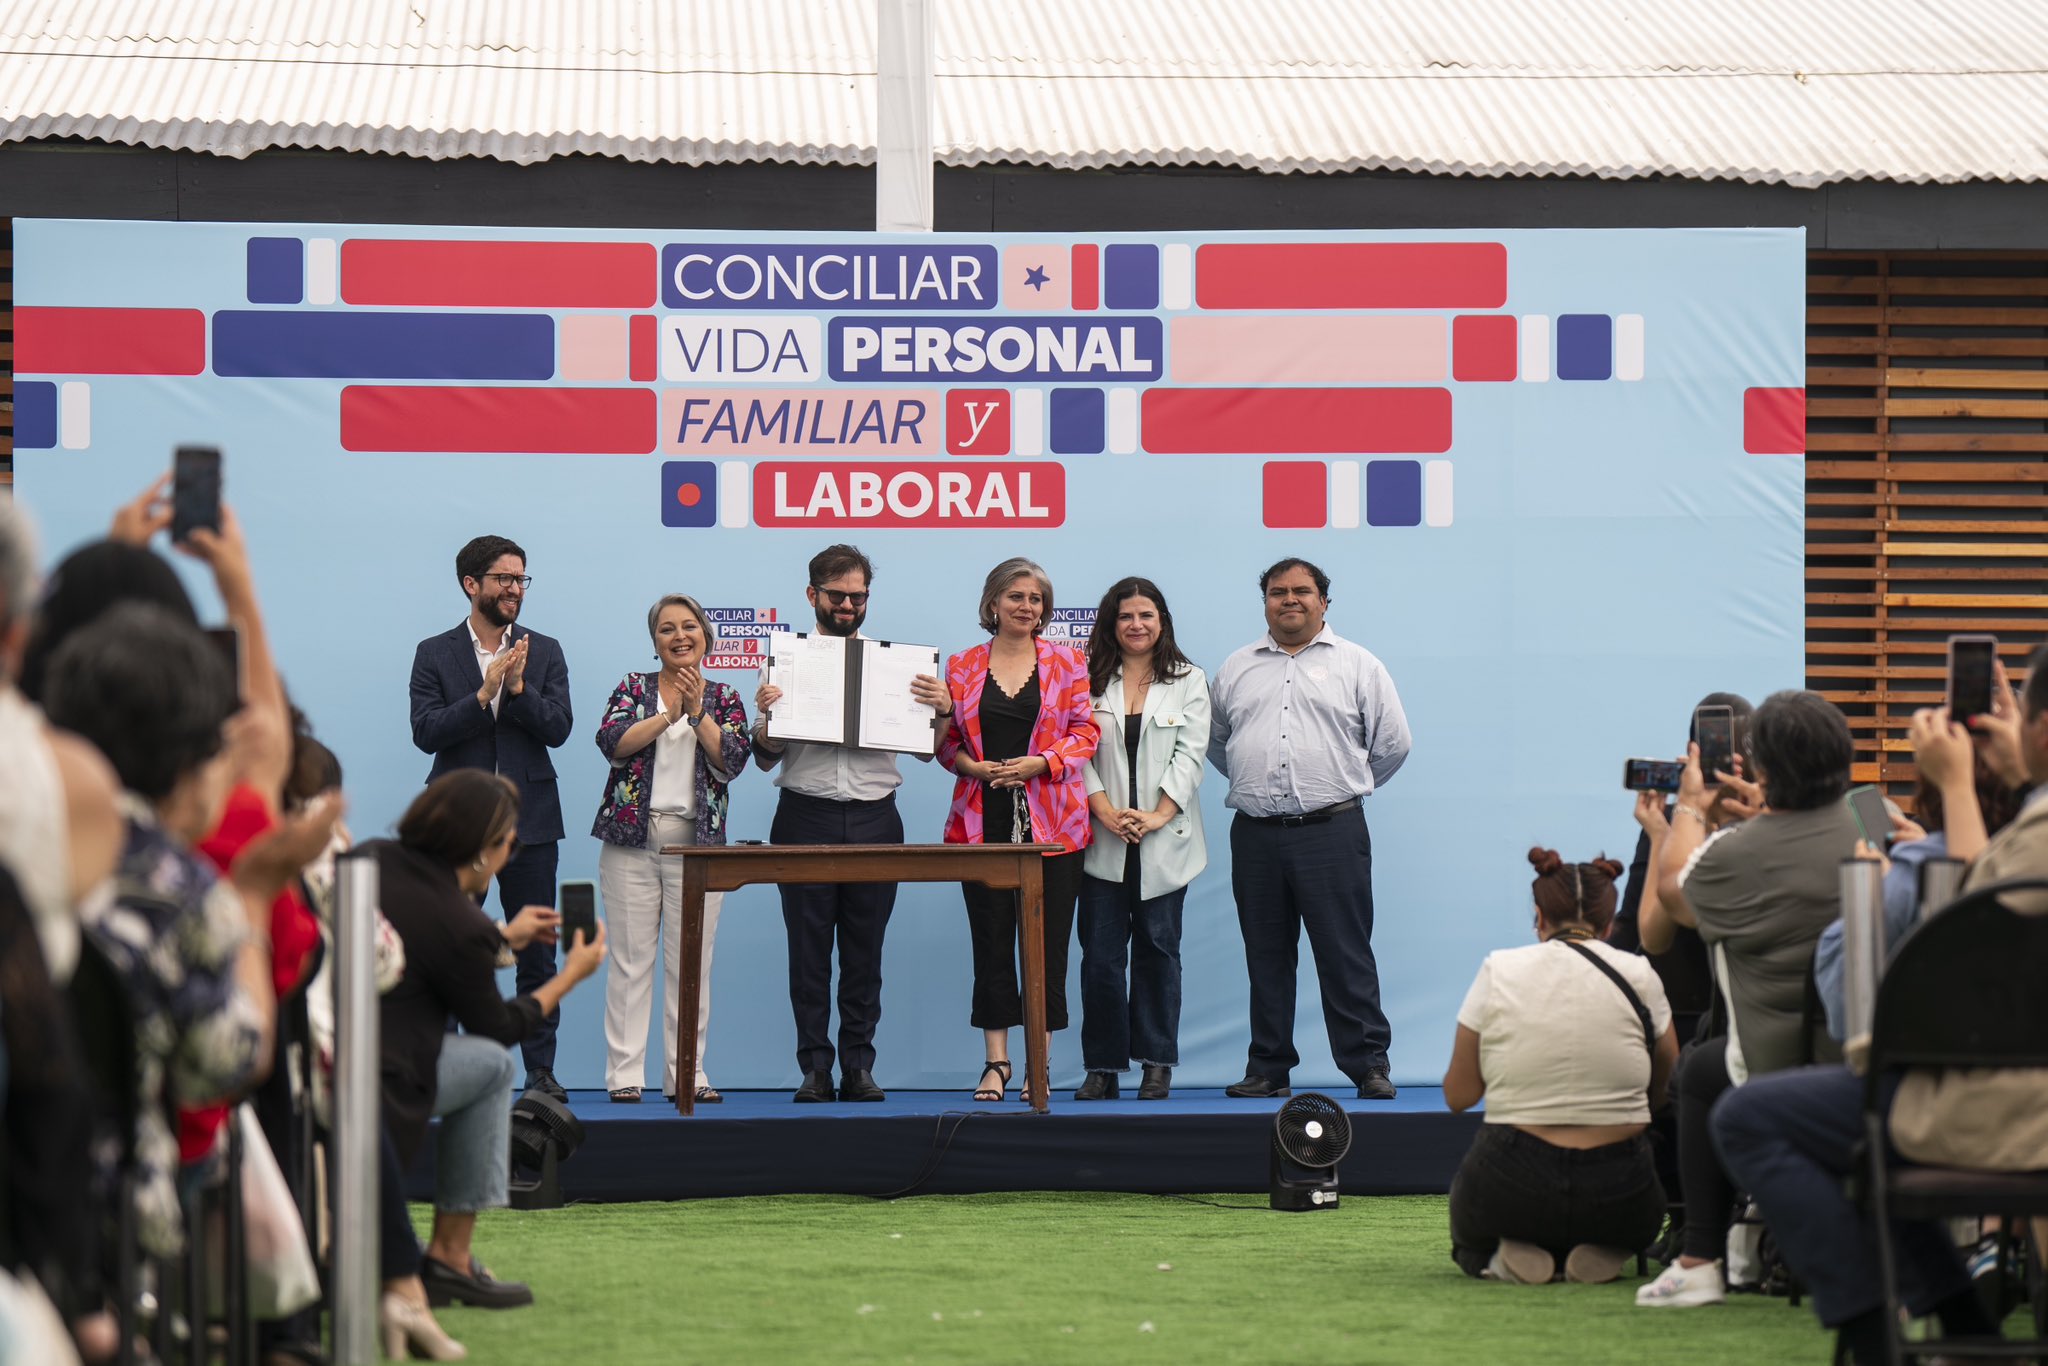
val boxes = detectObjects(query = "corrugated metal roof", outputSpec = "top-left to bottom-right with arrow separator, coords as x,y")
2,0 -> 2045,185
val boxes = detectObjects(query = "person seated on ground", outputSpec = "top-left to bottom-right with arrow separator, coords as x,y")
1712,657 -> 2048,1366
1638,689 -> 1859,1309
363,770 -> 605,1330
41,603 -> 337,1264
1444,848 -> 1678,1285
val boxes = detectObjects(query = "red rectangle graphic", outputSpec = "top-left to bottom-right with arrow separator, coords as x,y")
15,307 -> 206,375
341,240 -> 658,308
629,314 -> 658,382
753,462 -> 1065,527
1070,244 -> 1100,312
1142,388 -> 1452,454
1195,243 -> 1507,310
340,386 -> 656,453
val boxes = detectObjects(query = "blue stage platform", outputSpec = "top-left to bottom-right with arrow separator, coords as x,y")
414,1086 -> 1481,1203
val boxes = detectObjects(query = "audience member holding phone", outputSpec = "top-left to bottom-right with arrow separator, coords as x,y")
591,593 -> 750,1104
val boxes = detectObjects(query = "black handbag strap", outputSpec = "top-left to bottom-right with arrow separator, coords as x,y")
1561,940 -> 1657,1054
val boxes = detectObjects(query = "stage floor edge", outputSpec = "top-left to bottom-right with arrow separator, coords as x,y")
410,1087 -> 1481,1203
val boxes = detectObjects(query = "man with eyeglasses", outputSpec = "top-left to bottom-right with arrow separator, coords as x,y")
752,544 -> 951,1102
1207,556 -> 1412,1102
409,534 -> 575,1102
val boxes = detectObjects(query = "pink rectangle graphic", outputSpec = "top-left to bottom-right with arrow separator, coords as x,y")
1143,388 -> 1451,454
1195,243 -> 1507,310
1171,315 -> 1446,383
341,386 -> 655,453
15,307 -> 206,375
341,240 -> 657,308
661,389 -> 942,455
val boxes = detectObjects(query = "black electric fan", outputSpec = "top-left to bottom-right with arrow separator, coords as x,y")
1269,1092 -> 1352,1211
509,1089 -> 587,1210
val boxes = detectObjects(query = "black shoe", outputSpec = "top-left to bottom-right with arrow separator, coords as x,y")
839,1069 -> 885,1102
523,1068 -> 567,1104
1137,1065 -> 1172,1100
420,1254 -> 534,1310
1356,1071 -> 1398,1101
1223,1073 -> 1290,1099
793,1070 -> 836,1103
1074,1071 -> 1120,1100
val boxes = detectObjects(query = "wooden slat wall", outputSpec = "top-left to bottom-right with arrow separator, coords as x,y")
1807,250 -> 2048,797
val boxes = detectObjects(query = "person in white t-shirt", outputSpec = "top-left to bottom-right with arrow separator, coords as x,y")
1443,847 -> 1680,1285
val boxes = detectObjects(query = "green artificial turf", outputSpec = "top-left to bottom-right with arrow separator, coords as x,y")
414,1192 -> 1847,1365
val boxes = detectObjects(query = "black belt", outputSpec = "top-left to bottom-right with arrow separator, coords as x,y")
778,788 -> 897,809
1240,798 -> 1361,827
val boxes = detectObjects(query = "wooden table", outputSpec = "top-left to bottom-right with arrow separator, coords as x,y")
659,842 -> 1066,1115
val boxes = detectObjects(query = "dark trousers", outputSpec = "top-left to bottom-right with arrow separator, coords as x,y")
963,849 -> 1083,1032
1449,1125 -> 1668,1277
1229,807 -> 1388,1084
1713,1065 -> 1969,1328
378,1123 -> 421,1281
1676,1035 -> 1737,1260
494,839 -> 559,1075
771,789 -> 902,1076
1078,866 -> 1186,1070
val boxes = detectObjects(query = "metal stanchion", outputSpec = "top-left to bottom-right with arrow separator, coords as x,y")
331,852 -> 379,1365
1839,858 -> 1887,1071
1917,856 -> 1967,921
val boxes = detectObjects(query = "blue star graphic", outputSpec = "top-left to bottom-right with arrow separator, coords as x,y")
1024,265 -> 1050,291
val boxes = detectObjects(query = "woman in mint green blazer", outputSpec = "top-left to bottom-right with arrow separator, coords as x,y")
1074,576 -> 1209,1101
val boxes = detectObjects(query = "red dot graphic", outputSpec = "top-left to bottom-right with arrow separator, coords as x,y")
676,483 -> 703,507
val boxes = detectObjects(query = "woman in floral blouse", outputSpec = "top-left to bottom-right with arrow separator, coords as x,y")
591,593 -> 750,1102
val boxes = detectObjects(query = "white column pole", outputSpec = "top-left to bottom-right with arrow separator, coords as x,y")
331,852 -> 380,1364
875,0 -> 935,231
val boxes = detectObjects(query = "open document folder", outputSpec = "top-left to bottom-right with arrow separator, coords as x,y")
763,633 -> 943,755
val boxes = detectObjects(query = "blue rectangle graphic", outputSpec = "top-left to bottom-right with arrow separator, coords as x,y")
1367,460 -> 1422,526
1050,389 -> 1105,454
1557,314 -> 1613,381
827,317 -> 1162,383
13,381 -> 57,449
662,245 -> 1000,310
245,237 -> 303,304
1103,243 -> 1160,311
211,311 -> 556,380
661,461 -> 719,528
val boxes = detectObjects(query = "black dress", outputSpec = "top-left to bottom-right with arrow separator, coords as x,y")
978,669 -> 1040,843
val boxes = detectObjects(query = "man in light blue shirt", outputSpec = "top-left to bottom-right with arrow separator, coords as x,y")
1207,557 -> 1411,1100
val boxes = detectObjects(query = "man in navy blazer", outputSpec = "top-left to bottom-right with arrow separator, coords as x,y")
409,534 -> 575,1099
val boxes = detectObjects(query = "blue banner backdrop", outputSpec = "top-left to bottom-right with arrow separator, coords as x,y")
12,221 -> 1806,1091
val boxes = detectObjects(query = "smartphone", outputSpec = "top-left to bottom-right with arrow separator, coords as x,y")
1846,784 -> 1892,848
558,880 -> 597,949
1622,757 -> 1686,793
1947,634 -> 1997,726
1693,704 -> 1735,783
171,444 -> 223,542
204,624 -> 243,707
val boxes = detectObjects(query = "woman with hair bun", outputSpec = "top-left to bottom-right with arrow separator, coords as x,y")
1440,847 -> 1680,1286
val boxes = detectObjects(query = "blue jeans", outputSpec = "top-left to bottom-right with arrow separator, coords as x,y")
1078,871 -> 1185,1070
1711,1064 -> 1969,1328
431,1032 -> 517,1214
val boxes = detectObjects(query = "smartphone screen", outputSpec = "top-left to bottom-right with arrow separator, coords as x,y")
1694,705 -> 1735,782
203,625 -> 243,708
1846,784 -> 1891,848
558,880 -> 597,947
1947,634 -> 1997,726
1622,758 -> 1685,793
171,445 -> 223,543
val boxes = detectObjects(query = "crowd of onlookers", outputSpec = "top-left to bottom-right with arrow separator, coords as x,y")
0,483 -> 599,1363
1441,680 -> 2046,1363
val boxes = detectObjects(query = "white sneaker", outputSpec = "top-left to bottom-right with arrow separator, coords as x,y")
1635,1259 -> 1726,1308
1484,1239 -> 1556,1285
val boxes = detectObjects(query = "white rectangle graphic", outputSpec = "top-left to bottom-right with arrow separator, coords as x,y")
1161,243 -> 1193,311
306,238 -> 338,306
1331,461 -> 1361,529
1520,315 -> 1550,383
1616,314 -> 1645,381
1107,388 -> 1139,454
663,316 -> 822,383
1425,460 -> 1454,527
58,381 -> 91,450
720,460 -> 750,528
1012,388 -> 1045,457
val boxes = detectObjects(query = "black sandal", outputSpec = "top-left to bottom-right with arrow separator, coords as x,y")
973,1059 -> 1012,1102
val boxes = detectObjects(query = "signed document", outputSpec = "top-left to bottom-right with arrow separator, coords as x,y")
764,632 -> 850,744
856,640 -> 941,756
764,633 -> 940,755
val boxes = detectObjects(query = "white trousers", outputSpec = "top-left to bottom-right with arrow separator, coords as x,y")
599,813 -> 722,1094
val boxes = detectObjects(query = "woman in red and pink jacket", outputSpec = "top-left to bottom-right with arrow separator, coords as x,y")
937,557 -> 1100,1106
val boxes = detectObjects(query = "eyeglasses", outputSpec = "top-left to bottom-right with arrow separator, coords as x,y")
482,573 -> 533,590
816,588 -> 870,608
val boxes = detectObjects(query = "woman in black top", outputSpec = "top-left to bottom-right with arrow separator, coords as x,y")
366,771 -> 605,1358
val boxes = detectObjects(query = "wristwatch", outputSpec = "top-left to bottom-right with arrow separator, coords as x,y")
685,710 -> 706,727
